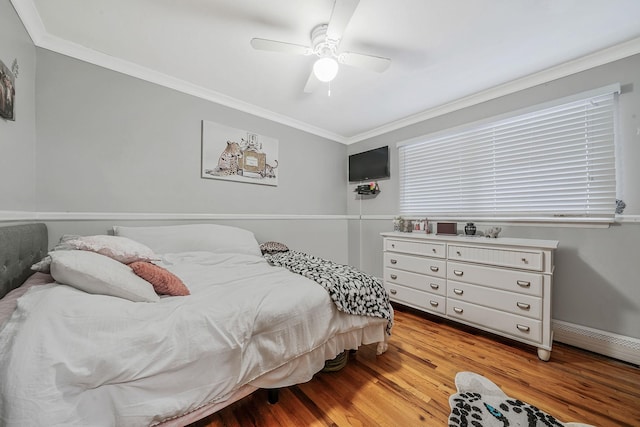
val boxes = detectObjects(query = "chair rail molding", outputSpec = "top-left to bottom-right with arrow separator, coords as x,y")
0,210 -> 353,222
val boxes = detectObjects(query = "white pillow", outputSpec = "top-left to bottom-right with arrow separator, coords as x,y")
31,234 -> 82,273
112,224 -> 262,256
65,235 -> 158,264
49,250 -> 160,303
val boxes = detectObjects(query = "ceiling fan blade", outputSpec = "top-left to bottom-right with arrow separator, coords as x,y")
250,38 -> 312,56
339,52 -> 391,72
303,69 -> 320,93
326,0 -> 360,41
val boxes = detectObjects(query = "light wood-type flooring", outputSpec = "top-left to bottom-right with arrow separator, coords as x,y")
191,305 -> 640,427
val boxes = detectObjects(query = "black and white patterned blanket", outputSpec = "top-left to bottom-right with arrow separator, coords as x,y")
264,251 -> 393,335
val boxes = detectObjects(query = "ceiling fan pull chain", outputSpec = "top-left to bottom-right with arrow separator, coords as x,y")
328,81 -> 332,97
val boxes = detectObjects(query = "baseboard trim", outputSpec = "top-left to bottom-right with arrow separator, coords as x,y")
553,320 -> 640,366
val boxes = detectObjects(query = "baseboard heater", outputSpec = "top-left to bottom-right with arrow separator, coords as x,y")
553,320 -> 640,366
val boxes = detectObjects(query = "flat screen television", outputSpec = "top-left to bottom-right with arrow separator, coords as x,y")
348,146 -> 390,182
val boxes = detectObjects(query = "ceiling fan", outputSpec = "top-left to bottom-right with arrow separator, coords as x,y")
250,0 -> 391,93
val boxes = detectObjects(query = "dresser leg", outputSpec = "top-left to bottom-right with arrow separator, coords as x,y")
537,348 -> 551,361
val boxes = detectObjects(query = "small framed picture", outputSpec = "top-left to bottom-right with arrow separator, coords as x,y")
0,59 -> 16,121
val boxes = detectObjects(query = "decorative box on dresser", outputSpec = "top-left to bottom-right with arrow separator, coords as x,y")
381,232 -> 559,361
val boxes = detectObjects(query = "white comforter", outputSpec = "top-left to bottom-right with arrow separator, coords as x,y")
0,252 -> 385,426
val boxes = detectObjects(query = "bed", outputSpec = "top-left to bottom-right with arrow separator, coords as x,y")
0,223 -> 392,426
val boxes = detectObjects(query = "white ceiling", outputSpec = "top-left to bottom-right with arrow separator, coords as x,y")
12,0 -> 640,144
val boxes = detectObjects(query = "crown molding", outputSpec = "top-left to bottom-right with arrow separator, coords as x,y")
10,0 -> 346,144
345,36 -> 640,144
10,0 -> 44,45
12,1 -> 640,146
40,33 -> 347,144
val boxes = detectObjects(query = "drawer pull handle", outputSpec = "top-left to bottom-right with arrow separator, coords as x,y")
432,248 -> 437,253
430,300 -> 439,307
453,270 -> 464,276
517,302 -> 530,310
456,251 -> 461,256
430,283 -> 439,290
390,274 -> 398,280
517,280 -> 530,287
389,289 -> 397,295
391,243 -> 395,248
390,259 -> 398,264
430,266 -> 439,272
453,307 -> 463,314
521,258 -> 528,264
453,289 -> 463,295
516,324 -> 530,332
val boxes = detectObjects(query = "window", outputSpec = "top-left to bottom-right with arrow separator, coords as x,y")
398,85 -> 620,221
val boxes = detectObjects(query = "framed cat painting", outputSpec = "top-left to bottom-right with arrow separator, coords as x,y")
201,120 -> 279,186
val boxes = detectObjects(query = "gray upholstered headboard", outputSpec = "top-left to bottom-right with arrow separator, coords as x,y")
0,223 -> 48,299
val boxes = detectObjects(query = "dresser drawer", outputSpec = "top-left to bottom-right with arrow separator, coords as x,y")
447,280 -> 542,319
385,268 -> 446,296
446,300 -> 542,344
447,262 -> 543,297
385,239 -> 446,258
386,283 -> 446,315
448,244 -> 543,271
384,253 -> 446,278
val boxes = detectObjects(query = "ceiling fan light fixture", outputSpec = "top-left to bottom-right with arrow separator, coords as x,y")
313,57 -> 339,82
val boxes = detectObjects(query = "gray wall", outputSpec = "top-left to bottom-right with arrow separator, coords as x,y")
31,50 -> 351,263
44,219 -> 349,266
0,0 -> 37,211
3,1 -> 638,341
348,54 -> 640,340
35,50 -> 347,216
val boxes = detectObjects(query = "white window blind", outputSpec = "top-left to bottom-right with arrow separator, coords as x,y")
398,86 -> 619,220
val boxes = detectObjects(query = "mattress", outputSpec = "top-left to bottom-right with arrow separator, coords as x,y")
0,250 -> 387,426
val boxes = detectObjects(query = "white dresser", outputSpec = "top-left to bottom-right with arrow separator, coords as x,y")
381,232 -> 558,361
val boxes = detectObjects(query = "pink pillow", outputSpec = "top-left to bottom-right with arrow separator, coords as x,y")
128,262 -> 190,296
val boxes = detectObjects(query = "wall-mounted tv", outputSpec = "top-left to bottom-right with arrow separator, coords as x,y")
348,146 -> 390,182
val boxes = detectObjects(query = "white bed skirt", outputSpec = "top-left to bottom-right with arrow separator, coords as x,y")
156,321 -> 388,426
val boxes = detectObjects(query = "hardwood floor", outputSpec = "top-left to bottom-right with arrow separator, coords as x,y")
192,305 -> 640,427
